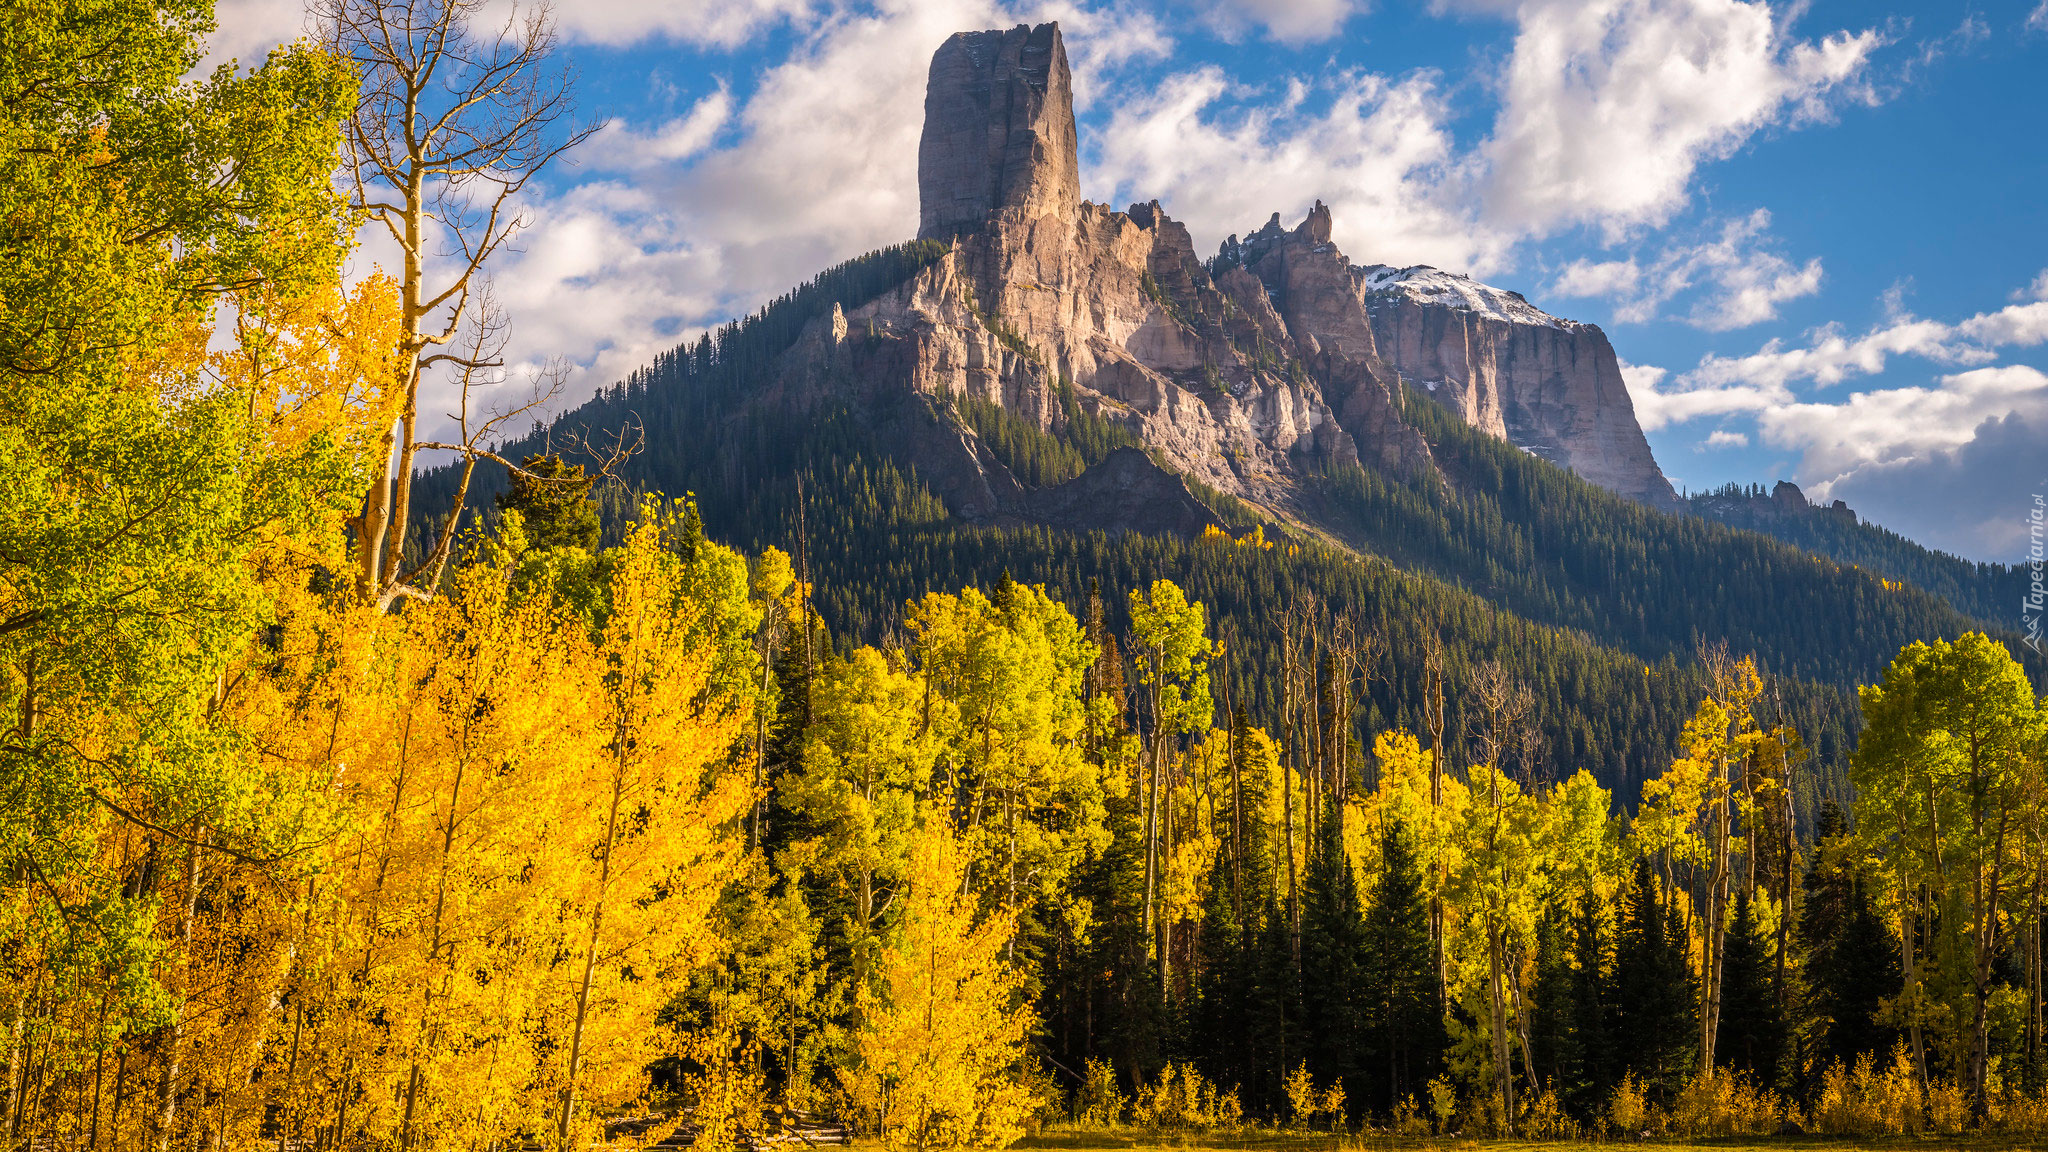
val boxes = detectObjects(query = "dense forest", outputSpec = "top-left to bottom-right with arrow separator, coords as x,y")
10,3 -> 2048,1152
1685,483 -> 2028,628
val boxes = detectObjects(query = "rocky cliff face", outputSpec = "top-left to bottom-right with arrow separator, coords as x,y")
917,24 -> 1079,241
772,21 -> 1677,534
1356,266 -> 1678,508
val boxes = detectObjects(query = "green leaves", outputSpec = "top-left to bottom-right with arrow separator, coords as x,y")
0,0 -> 357,1044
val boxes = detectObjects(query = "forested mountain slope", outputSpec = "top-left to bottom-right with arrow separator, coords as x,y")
1686,481 -> 2026,627
407,234 -> 2011,820
412,21 -> 2033,819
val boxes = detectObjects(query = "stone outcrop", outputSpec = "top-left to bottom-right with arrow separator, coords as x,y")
1690,480 -> 1857,528
1355,265 -> 1679,508
1021,447 -> 1227,537
917,24 -> 1079,241
765,20 -> 1680,538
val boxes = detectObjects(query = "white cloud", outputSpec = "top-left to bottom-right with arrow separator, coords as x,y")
1091,66 -> 1505,272
2027,1 -> 2048,34
1547,208 -> 1822,329
1473,0 -> 1881,240
1701,429 -> 1748,449
1815,410 -> 2047,562
1624,268 -> 2048,438
1759,364 -> 2048,479
1190,0 -> 1368,45
1095,0 -> 1882,271
543,0 -> 812,49
1680,296 -> 2048,398
582,88 -> 733,169
205,0 -> 312,70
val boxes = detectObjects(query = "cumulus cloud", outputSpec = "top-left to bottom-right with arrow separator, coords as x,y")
1472,0 -> 1882,240
1091,67 -> 1505,272
1677,296 -> 2048,402
1625,272 -> 2048,560
546,0 -> 813,48
1190,0 -> 1368,45
1816,410 -> 2048,562
1624,268 -> 2048,469
581,87 -> 734,170
1548,208 -> 1822,329
1701,429 -> 1749,449
205,0 -> 313,68
1758,364 -> 2048,478
1092,0 -> 1881,273
1764,370 -> 2048,562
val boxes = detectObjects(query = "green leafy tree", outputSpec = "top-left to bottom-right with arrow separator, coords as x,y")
1852,632 -> 2044,1109
498,453 -> 602,552
0,0 -> 355,1108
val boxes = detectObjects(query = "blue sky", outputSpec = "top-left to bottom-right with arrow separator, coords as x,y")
216,0 -> 2048,562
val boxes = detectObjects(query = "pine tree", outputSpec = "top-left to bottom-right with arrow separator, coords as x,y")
1529,903 -> 1577,1097
1611,861 -> 1695,1105
1530,891 -> 1614,1122
1715,889 -> 1784,1085
1298,801 -> 1367,1119
497,452 -> 601,552
1246,894 -> 1303,1119
1358,820 -> 1443,1117
1799,801 -> 1900,1082
1567,894 -> 1614,1118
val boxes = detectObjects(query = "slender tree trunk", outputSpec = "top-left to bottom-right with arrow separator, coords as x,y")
558,733 -> 629,1150
1488,919 -> 1513,1133
153,844 -> 201,1152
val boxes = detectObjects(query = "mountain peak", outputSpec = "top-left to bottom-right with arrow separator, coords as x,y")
916,22 -> 1079,241
1358,264 -> 1567,331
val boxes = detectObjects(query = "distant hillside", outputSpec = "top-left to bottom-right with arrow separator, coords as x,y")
1687,482 -> 2025,628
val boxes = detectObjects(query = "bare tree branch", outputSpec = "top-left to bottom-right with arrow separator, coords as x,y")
319,0 -> 607,609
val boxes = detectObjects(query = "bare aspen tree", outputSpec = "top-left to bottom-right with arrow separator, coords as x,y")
321,0 -> 604,607
1420,631 -> 1449,1012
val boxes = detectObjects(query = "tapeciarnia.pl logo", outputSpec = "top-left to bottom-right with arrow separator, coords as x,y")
2027,492 -> 2045,655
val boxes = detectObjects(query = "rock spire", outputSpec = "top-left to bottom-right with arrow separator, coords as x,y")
916,22 -> 1080,241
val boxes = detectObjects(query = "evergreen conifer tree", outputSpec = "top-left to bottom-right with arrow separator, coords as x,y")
1716,889 -> 1784,1085
1530,903 -> 1577,1096
1359,820 -> 1444,1117
496,453 -> 601,552
1299,801 -> 1367,1120
1530,892 -> 1614,1122
1612,860 -> 1696,1105
1568,895 -> 1614,1118
1799,801 -> 1900,1082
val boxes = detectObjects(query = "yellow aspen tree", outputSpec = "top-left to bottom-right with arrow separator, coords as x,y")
907,582 -> 1106,926
550,503 -> 754,1148
335,565 -> 592,1151
787,646 -> 937,977
848,817 -> 1036,1150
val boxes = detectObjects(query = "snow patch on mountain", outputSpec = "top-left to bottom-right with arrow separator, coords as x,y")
1357,265 -> 1566,331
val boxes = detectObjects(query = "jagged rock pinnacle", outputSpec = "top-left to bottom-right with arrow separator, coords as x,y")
916,22 -> 1080,241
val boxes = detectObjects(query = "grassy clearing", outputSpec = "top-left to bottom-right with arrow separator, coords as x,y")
1012,1126 -> 2048,1151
